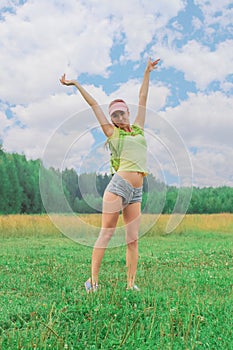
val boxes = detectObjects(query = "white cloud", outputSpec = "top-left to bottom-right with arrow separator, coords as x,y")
118,0 -> 186,60
191,146 -> 233,187
0,112 -> 12,141
159,91 -> 233,186
42,129 -> 96,170
120,13 -> 157,61
192,16 -> 202,31
0,0 -> 21,11
155,39 -> 233,90
4,90 -> 101,160
0,0 -> 115,105
171,20 -> 184,31
194,0 -> 233,29
220,81 -> 233,93
0,0 -> 187,105
3,126 -> 46,160
10,93 -> 88,131
162,91 -> 233,147
0,102 -> 14,141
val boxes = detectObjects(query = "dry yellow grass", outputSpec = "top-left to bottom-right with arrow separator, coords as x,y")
0,214 -> 59,237
0,213 -> 232,238
147,213 -> 233,235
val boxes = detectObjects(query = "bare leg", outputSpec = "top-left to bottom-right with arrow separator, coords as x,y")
123,202 -> 141,289
91,226 -> 116,285
91,191 -> 122,286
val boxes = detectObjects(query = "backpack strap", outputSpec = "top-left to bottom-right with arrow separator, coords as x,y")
108,128 -> 124,175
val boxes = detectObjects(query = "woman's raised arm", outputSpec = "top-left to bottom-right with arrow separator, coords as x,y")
134,57 -> 160,129
60,74 -> 113,137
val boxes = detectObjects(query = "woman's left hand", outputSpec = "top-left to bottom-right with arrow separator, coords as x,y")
147,57 -> 160,72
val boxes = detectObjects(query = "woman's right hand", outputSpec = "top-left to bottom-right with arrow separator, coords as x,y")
60,73 -> 76,86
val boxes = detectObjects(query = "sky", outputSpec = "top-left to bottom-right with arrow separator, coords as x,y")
0,0 -> 233,188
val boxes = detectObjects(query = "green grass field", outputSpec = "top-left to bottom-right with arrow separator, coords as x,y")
0,214 -> 232,349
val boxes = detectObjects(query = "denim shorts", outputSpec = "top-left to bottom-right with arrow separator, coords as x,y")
105,173 -> 143,205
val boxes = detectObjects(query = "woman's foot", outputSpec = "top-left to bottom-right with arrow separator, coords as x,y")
84,278 -> 98,293
126,284 -> 140,291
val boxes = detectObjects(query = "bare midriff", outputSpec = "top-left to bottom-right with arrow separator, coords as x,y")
117,171 -> 144,188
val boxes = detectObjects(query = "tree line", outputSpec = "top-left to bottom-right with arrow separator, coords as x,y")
0,146 -> 233,214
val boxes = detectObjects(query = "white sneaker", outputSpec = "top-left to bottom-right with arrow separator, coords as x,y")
84,278 -> 92,293
126,284 -> 140,292
84,278 -> 98,293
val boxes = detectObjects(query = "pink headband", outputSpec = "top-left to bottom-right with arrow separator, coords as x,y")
109,101 -> 128,116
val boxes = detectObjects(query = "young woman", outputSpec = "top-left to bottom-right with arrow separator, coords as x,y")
60,57 -> 160,292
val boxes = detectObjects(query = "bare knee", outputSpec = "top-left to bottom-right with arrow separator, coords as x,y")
95,227 -> 115,248
101,227 -> 115,240
127,239 -> 138,250
126,230 -> 139,245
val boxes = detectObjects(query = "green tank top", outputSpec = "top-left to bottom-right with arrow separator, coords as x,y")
107,124 -> 148,176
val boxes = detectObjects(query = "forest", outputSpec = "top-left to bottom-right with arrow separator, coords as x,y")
0,146 -> 233,215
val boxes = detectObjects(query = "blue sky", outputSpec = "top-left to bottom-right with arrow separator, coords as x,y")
0,0 -> 233,187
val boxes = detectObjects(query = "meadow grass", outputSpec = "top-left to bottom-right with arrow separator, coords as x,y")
0,214 -> 232,349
